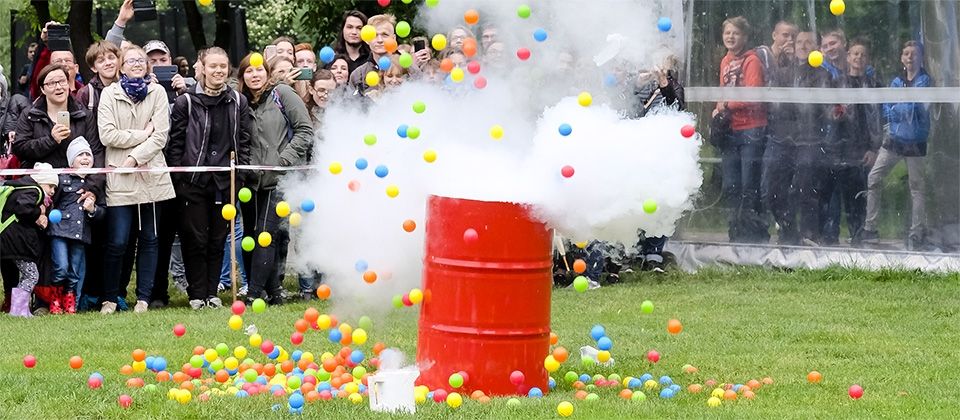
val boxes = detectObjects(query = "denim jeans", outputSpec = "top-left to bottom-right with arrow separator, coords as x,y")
720,128 -> 770,243
638,235 -> 668,263
103,204 -> 159,302
51,237 -> 86,296
220,214 -> 247,288
240,188 -> 286,300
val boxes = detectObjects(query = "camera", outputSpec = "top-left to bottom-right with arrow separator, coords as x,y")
133,0 -> 158,21
47,24 -> 72,52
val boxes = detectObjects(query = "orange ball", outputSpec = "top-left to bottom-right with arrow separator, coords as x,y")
126,377 -> 144,388
463,9 -> 479,25
306,390 -> 321,402
574,390 -> 588,400
304,307 -> 320,323
193,346 -> 205,355
687,383 -> 703,393
619,389 -> 633,399
470,390 -> 485,400
402,219 -> 417,232
294,318 -> 310,333
328,314 -> 339,328
172,372 -> 189,383
301,382 -> 315,394
69,356 -> 83,369
384,38 -> 398,54
120,364 -> 133,375
478,395 -> 491,404
330,377 -> 343,389
723,389 -> 737,401
131,349 -> 146,362
743,390 -> 756,399
156,371 -> 171,382
549,332 -> 559,345
667,319 -> 683,334
462,38 -> 478,57
252,363 -> 264,374
262,363 -> 276,377
338,347 -> 352,359
552,346 -> 569,363
362,270 -> 378,284
747,379 -> 762,390
807,371 -> 822,383
322,358 -> 338,373
572,259 -> 586,273
316,284 -> 331,300
215,369 -> 230,383
440,58 -> 454,73
280,360 -> 295,373
298,359 -> 311,371
739,385 -> 752,393
572,381 -> 585,390
762,377 -> 774,385
372,342 -> 386,355
180,380 -> 194,391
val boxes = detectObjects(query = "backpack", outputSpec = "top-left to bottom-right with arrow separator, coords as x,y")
0,184 -> 43,234
271,88 -> 295,149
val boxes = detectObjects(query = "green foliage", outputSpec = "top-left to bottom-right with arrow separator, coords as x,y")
297,0 -> 421,49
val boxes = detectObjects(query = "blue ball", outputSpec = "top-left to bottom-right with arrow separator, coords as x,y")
227,368 -> 238,376
268,348 -> 280,359
590,325 -> 606,341
289,407 -> 303,415
657,17 -> 672,32
597,336 -> 613,351
378,56 -> 392,71
257,377 -> 269,385
354,259 -> 368,272
48,209 -> 62,224
349,350 -> 365,364
319,46 -> 335,64
659,388 -> 675,398
300,200 -> 315,212
317,382 -> 332,391
669,384 -> 681,392
639,373 -> 653,382
293,368 -> 303,375
397,124 -> 409,138
603,73 -> 619,87
579,373 -> 591,383
236,390 -> 249,398
145,357 -> 156,371
355,158 -> 368,170
153,358 -> 167,372
358,384 -> 366,393
732,384 -> 742,392
271,384 -> 284,394
548,377 -> 556,389
628,378 -> 641,388
558,123 -> 572,136
289,392 -> 305,408
291,350 -> 303,362
374,165 -> 389,178
659,376 -> 673,386
533,28 -> 548,42
528,387 -> 543,398
90,372 -> 104,381
328,329 -> 343,343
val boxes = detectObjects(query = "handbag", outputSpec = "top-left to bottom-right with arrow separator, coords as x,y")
0,99 -> 20,179
709,110 -> 731,148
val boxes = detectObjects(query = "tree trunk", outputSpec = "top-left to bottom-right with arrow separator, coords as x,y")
68,0 -> 95,82
31,0 -> 50,29
213,1 -> 232,52
182,0 -> 207,51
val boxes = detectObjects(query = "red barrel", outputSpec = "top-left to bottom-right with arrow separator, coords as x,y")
416,195 -> 554,396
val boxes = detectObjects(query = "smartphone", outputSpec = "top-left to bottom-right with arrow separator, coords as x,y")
264,45 -> 278,60
294,68 -> 314,81
153,65 -> 179,90
57,111 -> 70,129
47,24 -> 72,52
413,39 -> 427,52
133,0 -> 158,21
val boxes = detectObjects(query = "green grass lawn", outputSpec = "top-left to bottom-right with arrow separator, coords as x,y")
1,266 -> 958,419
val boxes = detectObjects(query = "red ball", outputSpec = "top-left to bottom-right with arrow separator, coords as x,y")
517,48 -> 531,60
848,384 -> 864,399
467,61 -> 481,74
647,350 -> 660,363
432,389 -> 448,403
458,371 -> 470,384
463,228 -> 479,244
401,294 -> 413,307
319,390 -> 333,400
680,124 -> 696,138
377,0 -> 390,6
561,165 -> 575,178
509,370 -> 525,386
291,332 -> 304,345
189,367 -> 202,378
473,76 -> 487,89
23,355 -> 36,368
118,394 -> 132,408
231,301 -> 245,315
261,340 -> 275,354
87,377 -> 102,389
173,324 -> 186,337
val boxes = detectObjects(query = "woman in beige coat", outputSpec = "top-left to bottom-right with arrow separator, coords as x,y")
96,45 -> 175,314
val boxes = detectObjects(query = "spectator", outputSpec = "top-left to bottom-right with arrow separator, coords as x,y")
268,55 -> 298,86
271,36 -> 296,62
348,14 -> 398,96
420,59 -> 441,83
409,36 -> 433,69
480,24 -> 499,50
325,55 -> 350,87
755,21 -> 798,77
795,31 -> 818,61
76,41 -> 120,119
763,30 -> 832,246
863,41 -> 933,250
714,16 -> 769,243
143,40 -> 188,96
820,38 -> 882,246
382,55 -> 409,90
49,50 -> 84,97
17,43 -> 38,94
307,69 -> 336,129
448,26 -> 474,52
294,43 -> 317,71
3,86 -> 31,145
819,29 -> 847,80
167,47 -> 251,310
236,52 -> 313,305
97,45 -> 176,314
484,41 -> 506,71
440,49 -> 467,69
334,10 -> 371,75
174,56 -> 190,77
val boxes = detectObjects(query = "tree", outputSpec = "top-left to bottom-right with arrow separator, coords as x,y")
68,0 -> 94,81
181,0 -> 206,51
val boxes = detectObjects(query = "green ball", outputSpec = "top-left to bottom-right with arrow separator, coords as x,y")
363,134 -> 377,146
243,368 -> 257,382
642,199 -> 658,214
358,316 -> 373,331
401,0 -> 412,3
398,52 -> 413,68
241,236 -> 255,252
425,0 -> 439,7
406,126 -> 421,139
631,391 -> 646,402
144,384 -> 157,392
190,355 -> 204,368
585,384 -> 597,391
210,359 -> 224,371
216,343 -> 229,357
506,398 -> 521,406
242,358 -> 256,366
287,375 -> 301,389
448,373 -> 464,388
396,21 -> 411,38
238,187 -> 252,203
392,295 -> 403,308
352,366 -> 367,379
517,4 -> 531,18
564,371 -> 578,383
252,298 -> 266,313
608,374 -> 622,383
573,276 -> 588,292
412,101 -> 426,114
585,393 -> 599,401
317,370 -> 331,381
592,374 -> 604,382
581,355 -> 594,368
640,300 -> 654,314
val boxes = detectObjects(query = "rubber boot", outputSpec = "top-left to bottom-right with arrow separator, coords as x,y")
49,287 -> 63,315
63,292 -> 77,314
10,288 -> 33,317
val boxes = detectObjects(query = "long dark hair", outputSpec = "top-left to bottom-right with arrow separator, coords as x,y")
237,52 -> 274,104
334,10 -> 371,57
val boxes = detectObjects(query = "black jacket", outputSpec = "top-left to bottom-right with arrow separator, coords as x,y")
0,176 -> 46,261
167,85 -> 252,191
47,174 -> 105,244
2,94 -> 31,140
767,62 -> 833,145
634,71 -> 686,117
830,73 -> 883,165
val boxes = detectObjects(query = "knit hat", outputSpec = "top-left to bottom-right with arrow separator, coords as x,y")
31,163 -> 58,186
66,137 -> 93,167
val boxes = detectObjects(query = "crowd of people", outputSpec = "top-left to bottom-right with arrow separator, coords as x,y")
0,2 -> 939,316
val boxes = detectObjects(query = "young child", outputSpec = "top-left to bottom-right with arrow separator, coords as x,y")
2,162 -> 58,317
47,138 -> 104,314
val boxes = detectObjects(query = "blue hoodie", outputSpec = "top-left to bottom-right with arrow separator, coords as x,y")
884,69 -> 932,146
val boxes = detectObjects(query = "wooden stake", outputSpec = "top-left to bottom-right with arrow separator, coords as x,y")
230,151 -> 237,303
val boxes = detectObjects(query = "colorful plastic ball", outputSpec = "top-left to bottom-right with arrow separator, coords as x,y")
565,371 -> 578,383
297,199 -> 315,213
463,9 -> 479,25
528,387 -> 543,398
289,392 -> 305,409
365,71 -> 380,87
578,92 -> 593,107
373,165 -> 389,178
396,21 -> 411,38
808,371 -> 823,383
252,298 -> 266,313
467,61 -> 481,74
249,53 -> 264,67
275,201 -> 290,218
849,384 -> 863,399
407,126 -> 421,139
597,350 -> 611,363
23,355 -> 36,368
228,315 -> 243,330
328,329 -> 343,343
557,401 -> 574,416
681,124 -> 696,138
660,388 -> 675,398
425,0 -> 438,6
640,300 -> 654,313
707,396 -> 722,407
398,52 -> 413,68
386,185 -> 400,198
328,161 -> 343,174
289,213 -> 302,227
241,236 -> 255,252
558,123 -> 572,136
69,356 -> 83,369
360,25 -> 377,43
590,325 -> 606,341
657,17 -> 672,32
392,295 -> 404,308
544,355 -> 560,372
667,319 -> 683,334
422,149 -> 438,163
449,373 -> 464,388
830,0 -> 845,16
647,350 -> 660,363
352,328 -> 368,345
474,76 -> 487,89
597,336 -> 612,350
450,67 -> 465,82
431,34 -> 447,51
118,394 -> 133,408
412,101 -> 426,114
377,55 -> 392,72
409,288 -> 424,304
88,376 -> 103,389
808,51 -> 824,68
319,46 -> 335,64
489,125 -> 504,139
46,209 -> 62,224
572,276 -> 588,292
516,48 -> 531,61
510,371 -> 525,386
533,28 -> 547,42
642,199 -> 658,214
237,187 -> 252,203
561,165 -> 575,178
402,293 -> 414,306
517,4 -> 531,18
258,232 -> 272,247
463,228 -> 479,243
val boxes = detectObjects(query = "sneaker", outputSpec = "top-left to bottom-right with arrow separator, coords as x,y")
148,300 -> 167,309
174,277 -> 188,293
134,300 -> 149,313
860,230 -> 879,244
645,259 -> 666,273
300,291 -> 316,301
33,307 -> 50,316
189,299 -> 205,310
237,285 -> 248,297
63,293 -> 77,314
49,297 -> 63,315
267,295 -> 285,306
217,283 -> 226,294
206,297 -> 223,308
801,238 -> 820,247
115,298 -> 129,312
100,301 -> 117,314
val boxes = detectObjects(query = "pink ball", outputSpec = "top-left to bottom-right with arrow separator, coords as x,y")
680,124 -> 696,138
848,384 -> 864,399
402,294 -> 413,307
118,394 -> 132,408
188,367 -> 202,378
231,300 -> 245,315
261,340 -> 275,354
561,165 -> 575,178
291,332 -> 304,345
467,61 -> 481,74
517,48 -> 531,60
458,371 -> 470,384
87,377 -> 103,389
377,0 -> 390,6
463,228 -> 479,244
432,389 -> 448,403
319,390 -> 333,400
509,370 -> 525,386
173,324 -> 186,337
473,76 -> 487,89
23,355 -> 36,368
647,350 -> 660,363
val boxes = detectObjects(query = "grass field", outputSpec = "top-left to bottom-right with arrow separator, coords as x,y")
0,266 -> 958,419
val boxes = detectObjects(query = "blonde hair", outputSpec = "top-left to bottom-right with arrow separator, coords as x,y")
120,45 -> 151,75
368,14 -> 396,29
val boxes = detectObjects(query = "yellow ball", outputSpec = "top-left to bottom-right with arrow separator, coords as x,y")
349,392 -> 363,404
228,315 -> 243,330
409,288 -> 424,304
277,349 -> 289,363
360,25 -> 377,43
597,350 -> 610,363
575,241 -> 588,249
176,389 -> 192,404
711,388 -> 725,398
557,401 -> 574,417
204,349 -> 219,363
132,360 -> 146,372
258,232 -> 272,247
167,388 -> 178,400
446,392 -> 463,408
707,396 -> 722,407
198,0 -> 212,6
221,203 -> 237,220
386,185 -> 399,198
808,51 -> 824,68
345,382 -> 359,394
249,52 -> 264,68
431,34 -> 447,51
365,71 -> 380,87
233,346 -> 247,359
301,352 -> 314,363
830,0 -> 845,16
415,391 -> 427,404
249,333 -> 263,347
643,379 -> 659,391
224,357 -> 239,370
289,213 -> 302,227
577,91 -> 592,107
544,355 -> 560,372
329,161 -> 343,174
317,314 -> 332,330
423,149 -> 437,163
450,67 -> 464,82
489,124 -> 504,140
320,352 -> 334,362
352,328 -> 368,345
275,201 -> 290,218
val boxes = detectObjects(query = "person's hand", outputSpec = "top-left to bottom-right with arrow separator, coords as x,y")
147,73 -> 159,84
40,21 -> 57,43
831,104 -> 847,120
171,74 -> 186,91
116,0 -> 134,27
36,214 -> 48,229
82,197 -> 95,213
284,68 -> 302,86
75,189 -> 96,204
715,102 -> 727,114
51,124 -> 71,142
862,150 -> 877,167
122,156 -> 138,168
654,66 -> 669,88
145,121 -> 155,135
782,42 -> 795,58
414,49 -> 431,66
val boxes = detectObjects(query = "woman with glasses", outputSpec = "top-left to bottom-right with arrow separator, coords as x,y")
96,45 -> 176,314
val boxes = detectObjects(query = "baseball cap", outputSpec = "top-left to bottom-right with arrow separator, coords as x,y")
143,40 -> 170,55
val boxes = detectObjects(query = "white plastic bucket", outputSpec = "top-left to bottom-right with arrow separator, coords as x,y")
368,368 -> 420,414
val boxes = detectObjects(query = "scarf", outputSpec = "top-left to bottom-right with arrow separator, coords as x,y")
120,74 -> 149,103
